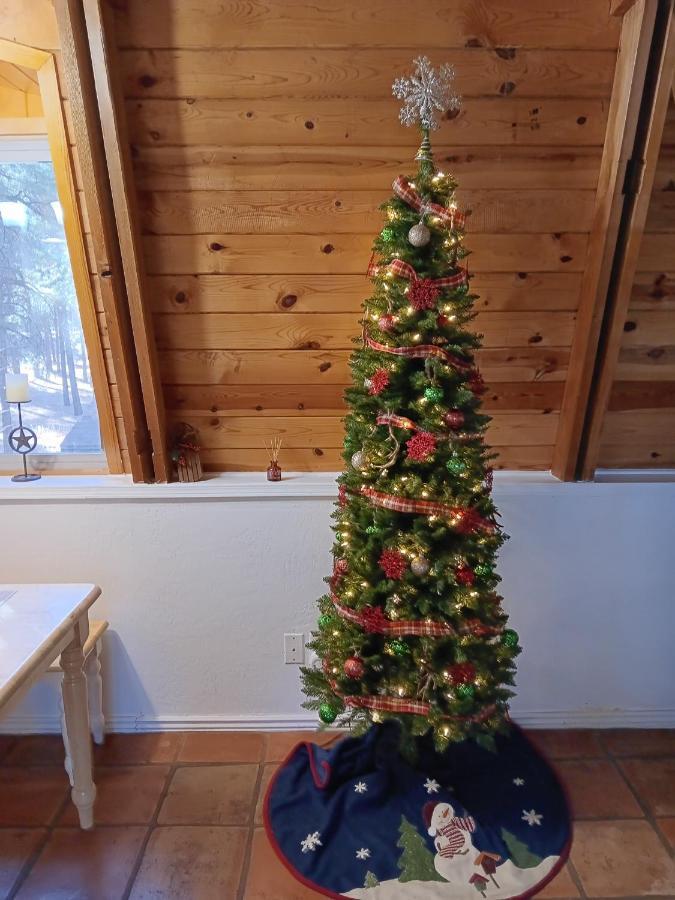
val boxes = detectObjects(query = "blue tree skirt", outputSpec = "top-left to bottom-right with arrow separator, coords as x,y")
265,723 -> 571,899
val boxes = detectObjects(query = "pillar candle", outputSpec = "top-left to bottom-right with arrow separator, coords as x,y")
5,373 -> 30,403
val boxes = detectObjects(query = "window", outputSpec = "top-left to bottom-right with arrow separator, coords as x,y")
0,136 -> 103,462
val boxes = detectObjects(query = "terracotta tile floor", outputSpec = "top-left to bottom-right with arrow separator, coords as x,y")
0,729 -> 674,899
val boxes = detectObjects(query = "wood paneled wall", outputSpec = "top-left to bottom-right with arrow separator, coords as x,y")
112,0 -> 622,472
599,97 -> 675,467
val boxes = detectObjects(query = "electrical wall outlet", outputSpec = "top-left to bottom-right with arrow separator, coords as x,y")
284,632 -> 305,664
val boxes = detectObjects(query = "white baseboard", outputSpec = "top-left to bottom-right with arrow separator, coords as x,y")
1,708 -> 674,735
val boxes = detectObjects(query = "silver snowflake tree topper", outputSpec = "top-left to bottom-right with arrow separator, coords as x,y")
392,56 -> 461,132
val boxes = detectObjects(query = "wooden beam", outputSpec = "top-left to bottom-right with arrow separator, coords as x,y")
611,0 -> 641,16
579,3 -> 675,477
551,0 -> 658,480
54,0 -> 154,481
81,0 -> 170,480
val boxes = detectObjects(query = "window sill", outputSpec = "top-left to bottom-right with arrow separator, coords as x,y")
0,470 -> 570,502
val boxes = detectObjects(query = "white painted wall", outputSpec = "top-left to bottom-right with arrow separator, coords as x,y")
1,474 -> 674,732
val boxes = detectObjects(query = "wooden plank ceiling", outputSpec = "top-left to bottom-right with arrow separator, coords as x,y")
599,95 -> 675,467
112,0 -> 622,472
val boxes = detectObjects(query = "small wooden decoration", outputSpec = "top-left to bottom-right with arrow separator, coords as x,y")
171,423 -> 203,483
266,436 -> 282,481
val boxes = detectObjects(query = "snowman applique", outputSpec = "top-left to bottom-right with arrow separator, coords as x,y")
423,800 -> 479,885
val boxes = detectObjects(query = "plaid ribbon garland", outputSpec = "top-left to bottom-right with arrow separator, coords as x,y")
326,676 -> 499,722
360,486 -> 494,533
392,175 -> 466,230
344,691 -> 499,723
367,258 -> 468,293
365,335 -> 474,372
331,593 -> 455,637
375,412 -> 417,431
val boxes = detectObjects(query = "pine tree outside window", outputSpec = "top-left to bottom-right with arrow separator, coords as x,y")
0,136 -> 105,470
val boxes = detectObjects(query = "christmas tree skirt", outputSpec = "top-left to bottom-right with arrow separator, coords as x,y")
264,723 -> 571,899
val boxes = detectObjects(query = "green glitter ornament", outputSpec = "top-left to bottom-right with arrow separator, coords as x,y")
335,532 -> 342,542
446,455 -> 467,475
380,226 -> 395,243
366,525 -> 379,535
456,683 -> 475,699
318,703 -> 338,724
424,386 -> 444,403
387,639 -> 410,657
502,629 -> 519,648
474,563 -> 493,578
318,614 -> 332,628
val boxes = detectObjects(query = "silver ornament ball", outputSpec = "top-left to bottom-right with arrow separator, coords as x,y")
411,555 -> 431,576
408,220 -> 431,247
351,450 -> 367,470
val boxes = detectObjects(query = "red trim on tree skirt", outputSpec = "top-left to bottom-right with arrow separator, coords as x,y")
392,175 -> 466,230
360,486 -> 495,533
364,334 -> 473,372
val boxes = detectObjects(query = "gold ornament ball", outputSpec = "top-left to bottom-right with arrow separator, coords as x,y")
351,450 -> 367,470
411,555 -> 430,576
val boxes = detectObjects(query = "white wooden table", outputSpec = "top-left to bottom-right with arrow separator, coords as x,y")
0,584 -> 103,829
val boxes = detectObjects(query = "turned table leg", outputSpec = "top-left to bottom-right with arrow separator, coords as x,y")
60,631 -> 96,829
85,640 -> 105,745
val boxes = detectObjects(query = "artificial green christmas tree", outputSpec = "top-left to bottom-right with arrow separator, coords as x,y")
301,56 -> 521,751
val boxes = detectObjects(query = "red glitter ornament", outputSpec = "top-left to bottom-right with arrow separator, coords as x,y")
406,430 -> 437,461
467,371 -> 486,395
378,314 -> 395,333
454,563 -> 475,586
333,558 -> 348,578
360,605 -> 390,633
408,278 -> 441,311
379,549 -> 407,580
367,368 -> 390,396
343,656 -> 365,679
448,662 -> 476,685
436,314 -> 450,328
338,484 -> 348,508
444,409 -> 465,430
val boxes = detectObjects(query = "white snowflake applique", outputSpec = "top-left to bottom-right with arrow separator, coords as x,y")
300,831 -> 323,853
424,778 -> 441,794
356,848 -> 371,860
522,809 -> 543,827
354,781 -> 368,794
392,56 -> 461,131
513,777 -> 525,787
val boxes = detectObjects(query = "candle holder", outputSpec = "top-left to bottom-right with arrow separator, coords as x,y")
8,401 -> 41,482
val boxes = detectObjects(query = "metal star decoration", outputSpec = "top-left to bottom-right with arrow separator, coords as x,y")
392,56 -> 461,131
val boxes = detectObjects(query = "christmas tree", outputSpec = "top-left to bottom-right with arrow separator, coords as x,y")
301,57 -> 521,751
363,871 -> 380,888
396,815 -> 445,883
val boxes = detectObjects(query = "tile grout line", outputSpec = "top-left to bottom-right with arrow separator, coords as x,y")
7,778 -> 72,899
120,733 -> 187,900
236,737 -> 268,900
604,746 -> 675,861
